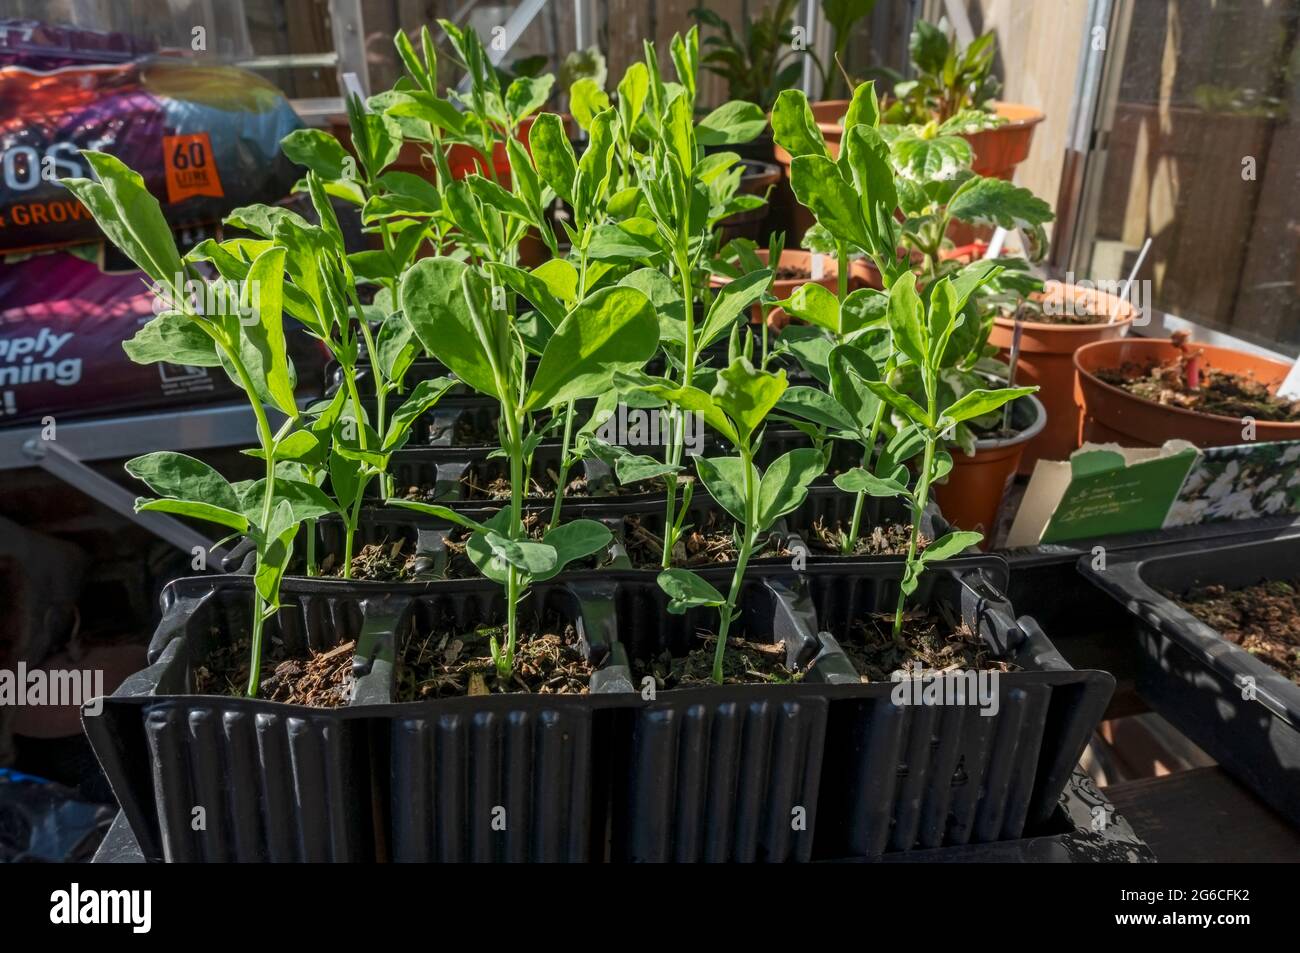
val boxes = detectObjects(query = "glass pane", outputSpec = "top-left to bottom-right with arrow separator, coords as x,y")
1077,0 -> 1300,354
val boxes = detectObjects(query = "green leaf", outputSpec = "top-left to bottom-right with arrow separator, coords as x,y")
484,532 -> 558,575
776,385 -> 857,433
126,451 -> 242,512
280,129 -> 348,179
638,380 -> 739,449
384,376 -> 457,450
696,100 -> 767,145
271,430 -> 323,464
533,519 -> 611,580
700,269 -> 770,349
584,221 -> 663,261
712,358 -> 788,446
947,176 -> 1055,230
909,18 -> 949,75
888,129 -> 972,182
490,262 -> 567,328
841,125 -> 898,257
136,497 -> 250,534
525,286 -> 659,410
570,77 -> 611,129
940,386 -> 1036,427
842,78 -> 881,131
788,155 -> 869,248
242,245 -> 298,417
122,312 -> 221,367
919,530 -> 983,563
400,257 -> 504,399
777,282 -> 839,333
863,378 -> 932,428
62,152 -> 184,287
833,466 -> 908,498
695,455 -> 754,526
387,500 -> 490,532
505,75 -> 554,121
770,89 -> 829,160
828,342 -> 882,427
887,272 -> 927,369
529,112 -> 577,205
532,258 -> 580,304
657,569 -> 726,614
757,448 -> 824,529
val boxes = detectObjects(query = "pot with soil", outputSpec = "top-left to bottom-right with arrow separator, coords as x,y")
932,392 -> 1046,539
1079,533 -> 1300,825
988,281 -> 1138,472
711,248 -> 874,331
1074,335 -> 1300,448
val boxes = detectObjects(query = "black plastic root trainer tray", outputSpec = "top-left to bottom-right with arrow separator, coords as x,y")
311,484 -> 945,583
1079,534 -> 1300,826
790,559 -> 1114,860
379,429 -> 860,502
81,573 -> 632,863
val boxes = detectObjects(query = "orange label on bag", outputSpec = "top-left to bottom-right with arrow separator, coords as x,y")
163,133 -> 224,203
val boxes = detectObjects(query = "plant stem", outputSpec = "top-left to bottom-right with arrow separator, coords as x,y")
305,518 -> 317,577
662,247 -> 695,570
550,400 -> 576,528
712,449 -> 756,684
836,241 -> 849,303
502,419 -> 526,678
224,348 -> 278,699
894,435 -> 936,639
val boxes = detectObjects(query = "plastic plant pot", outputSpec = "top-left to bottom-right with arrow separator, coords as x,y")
1078,534 -> 1300,826
1074,338 -> 1300,448
988,281 -> 1137,472
964,103 -> 1047,180
932,392 -> 1046,539
717,159 -> 782,244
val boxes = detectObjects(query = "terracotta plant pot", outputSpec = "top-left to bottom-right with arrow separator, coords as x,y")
965,102 -> 1046,181
932,393 -> 1046,540
1074,338 -> 1300,448
989,281 -> 1137,473
710,248 -> 873,331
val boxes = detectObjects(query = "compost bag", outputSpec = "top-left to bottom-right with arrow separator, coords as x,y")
0,249 -> 326,425
0,19 -> 302,254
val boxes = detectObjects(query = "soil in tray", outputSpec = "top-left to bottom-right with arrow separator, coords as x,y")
1171,579 -> 1300,685
193,636 -> 354,707
1097,350 -> 1300,422
841,611 -> 1016,683
424,413 -> 498,446
322,539 -> 419,582
806,516 -> 926,557
624,510 -> 793,568
636,634 -> 806,688
397,621 -> 591,699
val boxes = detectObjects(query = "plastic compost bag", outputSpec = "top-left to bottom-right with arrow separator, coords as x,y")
0,18 -> 303,254
0,249 -> 327,425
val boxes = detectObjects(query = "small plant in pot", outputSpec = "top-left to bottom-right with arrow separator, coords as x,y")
880,19 -> 1045,181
